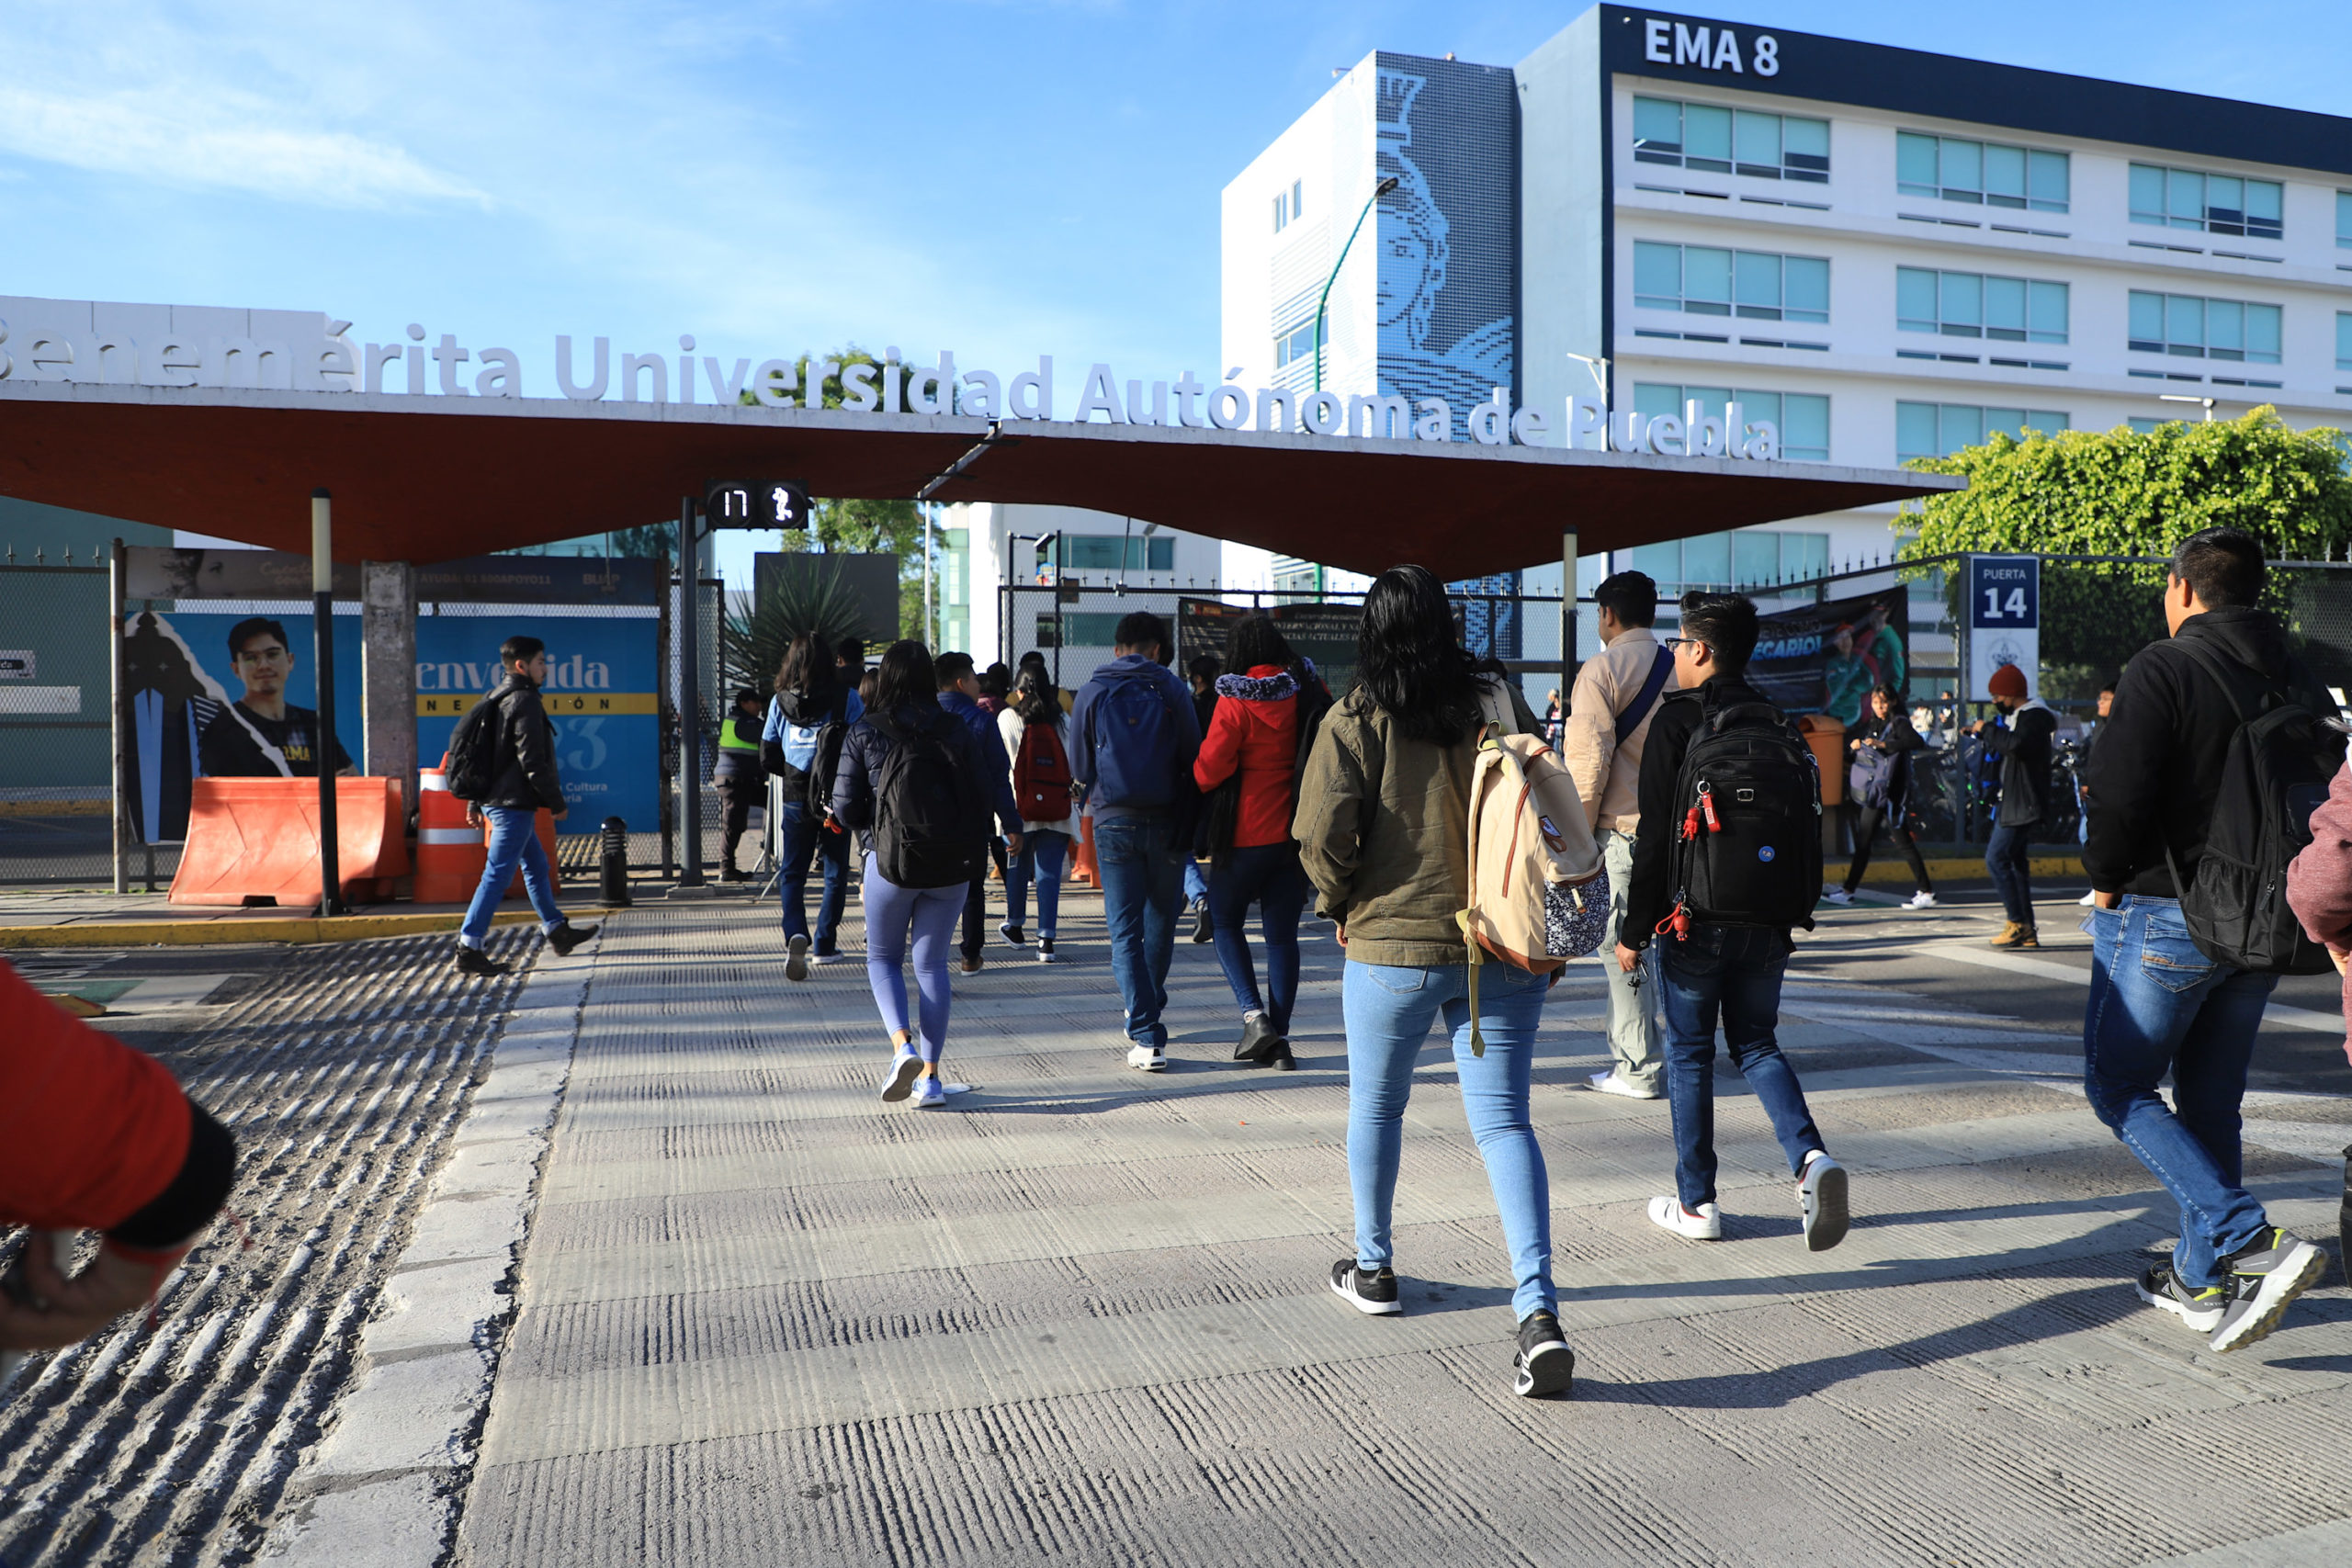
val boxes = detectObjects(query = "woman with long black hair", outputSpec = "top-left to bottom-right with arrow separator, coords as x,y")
1193,614 -> 1329,1068
1295,565 -> 1573,1398
832,641 -> 1022,1110
997,666 -> 1079,960
764,632 -> 863,978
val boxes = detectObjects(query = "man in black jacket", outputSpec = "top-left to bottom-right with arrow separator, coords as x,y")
454,635 -> 598,976
1972,662 -> 2054,947
2080,527 -> 2329,1352
1617,593 -> 1848,1253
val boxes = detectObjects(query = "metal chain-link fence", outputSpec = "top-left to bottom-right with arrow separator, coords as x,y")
0,561 -> 122,886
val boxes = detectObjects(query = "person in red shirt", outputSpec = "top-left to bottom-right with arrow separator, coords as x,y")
0,956 -> 238,1354
1193,615 -> 1331,1069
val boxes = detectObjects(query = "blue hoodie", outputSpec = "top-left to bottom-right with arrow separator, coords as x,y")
1069,654 -> 1202,819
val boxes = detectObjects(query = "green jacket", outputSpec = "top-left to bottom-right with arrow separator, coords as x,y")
1294,678 -> 1540,968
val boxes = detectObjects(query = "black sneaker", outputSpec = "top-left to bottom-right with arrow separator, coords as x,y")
548,922 -> 598,958
1000,922 -> 1027,948
454,945 -> 508,976
1329,1259 -> 1400,1316
1191,901 -> 1214,944
1036,938 -> 1056,964
1513,1311 -> 1575,1398
2134,1263 -> 2227,1334
2210,1228 -> 2327,1353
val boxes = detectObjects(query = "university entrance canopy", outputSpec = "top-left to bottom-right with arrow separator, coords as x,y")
0,382 -> 1957,580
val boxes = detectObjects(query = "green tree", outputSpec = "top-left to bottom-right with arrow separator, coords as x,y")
723,557 -> 872,697
1898,409 -> 2352,682
753,345 -> 931,641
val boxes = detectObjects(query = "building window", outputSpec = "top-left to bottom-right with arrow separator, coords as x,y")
1896,132 -> 2067,212
1051,535 -> 1174,573
1631,96 -> 1828,183
2127,291 -> 2282,363
2339,191 -> 2351,251
1035,612 -> 1128,649
1272,179 -> 1302,234
1629,529 -> 1829,592
2130,164 -> 2283,242
2338,311 -> 2352,372
1896,267 -> 2068,343
1272,195 -> 1286,234
1895,402 -> 2068,464
1633,242 -> 1828,322
2128,417 -> 2174,434
1272,317 -> 1318,370
1632,383 -> 1830,462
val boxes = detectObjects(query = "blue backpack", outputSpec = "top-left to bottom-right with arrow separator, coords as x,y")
1090,672 -> 1182,809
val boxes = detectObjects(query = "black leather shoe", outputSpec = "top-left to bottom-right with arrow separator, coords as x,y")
455,945 -> 509,976
548,922 -> 599,957
1234,1013 -> 1279,1063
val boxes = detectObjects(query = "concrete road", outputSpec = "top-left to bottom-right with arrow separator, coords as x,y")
446,890 -> 2352,1567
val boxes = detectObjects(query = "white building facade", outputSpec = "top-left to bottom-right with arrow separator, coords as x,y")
1226,6 -> 2352,682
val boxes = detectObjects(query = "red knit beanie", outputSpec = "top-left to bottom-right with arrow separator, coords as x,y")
1987,663 -> 2029,699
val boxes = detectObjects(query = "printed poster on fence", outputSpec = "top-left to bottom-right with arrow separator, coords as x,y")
1747,587 -> 1910,724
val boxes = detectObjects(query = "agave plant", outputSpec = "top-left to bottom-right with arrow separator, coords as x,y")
723,557 -> 872,695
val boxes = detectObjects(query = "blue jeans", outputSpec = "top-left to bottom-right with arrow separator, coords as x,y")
776,800 -> 850,952
2083,897 -> 2278,1288
1093,813 -> 1184,1044
1344,959 -> 1555,1320
460,807 -> 565,947
1656,925 -> 1826,1211
861,855 -> 965,1065
1183,858 -> 1208,906
1208,843 -> 1308,1032
1004,829 -> 1069,938
1985,821 -> 2034,924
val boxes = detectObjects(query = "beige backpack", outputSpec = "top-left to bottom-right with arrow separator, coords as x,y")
1455,682 -> 1607,1054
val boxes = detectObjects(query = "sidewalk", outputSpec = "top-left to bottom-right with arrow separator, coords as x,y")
440,898 -> 2351,1566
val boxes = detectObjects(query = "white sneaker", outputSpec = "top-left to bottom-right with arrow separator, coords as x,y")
1822,886 -> 1853,906
1588,1069 -> 1663,1100
878,1050 -> 922,1103
1646,1195 -> 1722,1240
2078,890 -> 2098,907
1126,1043 -> 1167,1072
1905,891 -> 1939,909
911,1075 -> 947,1110
1798,1150 -> 1849,1252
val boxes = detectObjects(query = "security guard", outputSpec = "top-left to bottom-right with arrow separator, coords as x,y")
712,687 -> 768,881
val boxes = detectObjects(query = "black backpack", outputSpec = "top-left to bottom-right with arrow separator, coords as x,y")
868,709 -> 989,889
442,689 -> 505,801
1668,691 -> 1823,931
2164,638 -> 2346,976
805,692 -> 853,818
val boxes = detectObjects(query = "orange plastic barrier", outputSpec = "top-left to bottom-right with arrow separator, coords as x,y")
1071,813 -> 1099,887
1799,714 -> 1847,807
169,777 -> 411,907
414,768 -> 559,905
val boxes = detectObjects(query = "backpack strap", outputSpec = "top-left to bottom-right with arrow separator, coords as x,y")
1473,676 -> 1515,741
1614,647 -> 1675,746
2165,634 -> 2273,728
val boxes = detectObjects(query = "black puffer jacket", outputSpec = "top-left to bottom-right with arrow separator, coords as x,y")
477,675 -> 565,813
2085,605 -> 2332,897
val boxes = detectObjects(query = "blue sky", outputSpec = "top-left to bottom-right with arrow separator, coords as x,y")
5,1 -> 2345,579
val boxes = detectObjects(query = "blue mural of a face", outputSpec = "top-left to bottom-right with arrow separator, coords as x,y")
1374,59 -> 1515,416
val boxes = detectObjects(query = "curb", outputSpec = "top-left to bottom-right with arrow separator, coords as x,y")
0,908 -> 617,951
258,929 -> 594,1564
1854,853 -> 2083,886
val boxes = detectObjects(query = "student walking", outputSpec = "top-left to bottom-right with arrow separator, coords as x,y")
764,634 -> 862,979
711,687 -> 767,881
998,668 -> 1078,962
2086,528 -> 2335,1351
936,651 -> 1014,974
1564,570 -> 1670,1100
833,641 -> 1023,1110
1617,593 -> 1849,1254
1973,662 -> 2054,946
447,636 -> 598,976
1826,684 -> 1935,908
1194,615 -> 1329,1070
1071,612 -> 1204,1071
1184,652 -> 1223,943
1296,566 -> 1573,1399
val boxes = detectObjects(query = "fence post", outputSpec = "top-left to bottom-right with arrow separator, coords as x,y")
1559,528 -> 1578,748
109,538 -> 127,896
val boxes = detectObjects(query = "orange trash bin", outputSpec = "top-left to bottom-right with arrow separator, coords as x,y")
414,767 -> 560,905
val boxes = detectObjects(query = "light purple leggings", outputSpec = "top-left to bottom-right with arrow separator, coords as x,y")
862,855 -> 965,1065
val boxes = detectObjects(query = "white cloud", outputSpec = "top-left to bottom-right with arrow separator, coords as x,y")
0,83 -> 487,208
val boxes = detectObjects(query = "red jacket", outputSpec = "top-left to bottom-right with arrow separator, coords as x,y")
1193,665 -> 1300,849
2286,758 -> 2352,1066
1,956 -> 192,1233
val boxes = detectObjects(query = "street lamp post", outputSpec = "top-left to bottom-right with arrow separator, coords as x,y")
2158,393 -> 2219,423
1312,175 -> 1400,394
1002,529 -> 1060,667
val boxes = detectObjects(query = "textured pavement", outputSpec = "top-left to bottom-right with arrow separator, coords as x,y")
456,893 -> 2352,1567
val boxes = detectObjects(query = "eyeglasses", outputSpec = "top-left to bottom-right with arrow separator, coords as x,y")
1660,636 -> 1709,654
